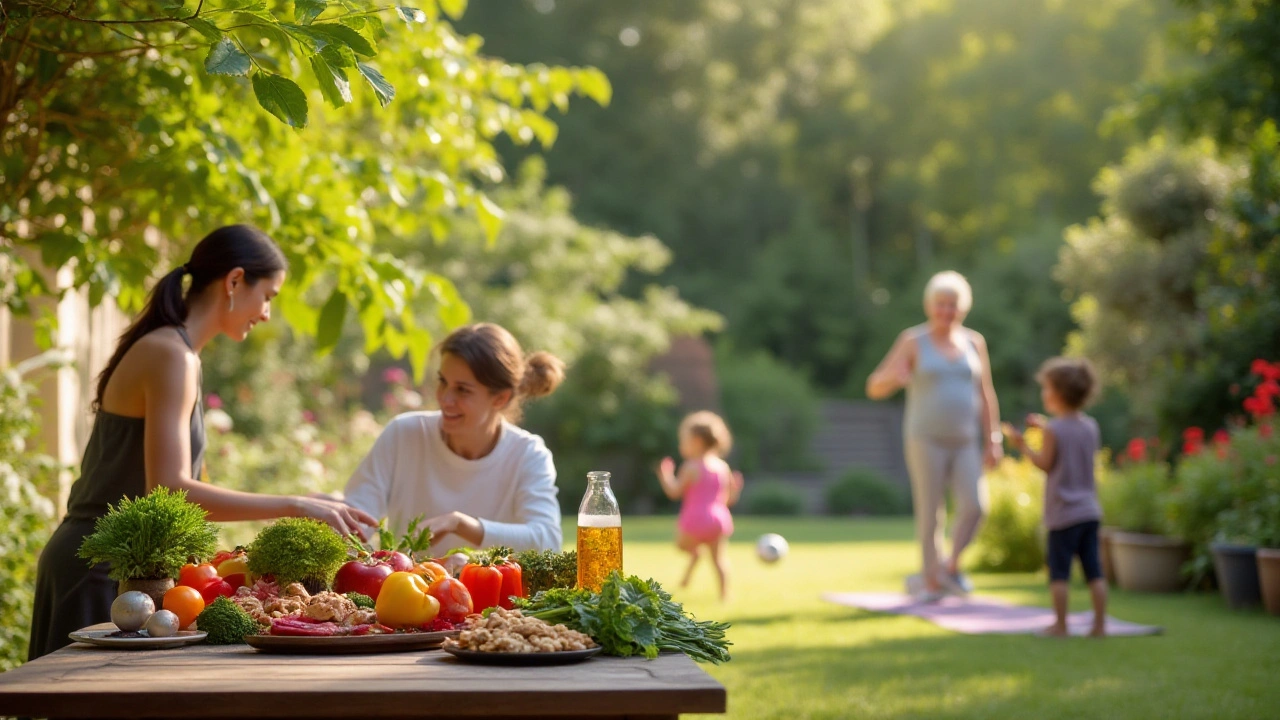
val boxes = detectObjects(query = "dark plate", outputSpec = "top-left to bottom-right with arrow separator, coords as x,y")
441,644 -> 602,666
244,630 -> 456,655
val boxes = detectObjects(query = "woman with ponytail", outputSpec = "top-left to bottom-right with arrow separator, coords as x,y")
29,225 -> 375,660
343,323 -> 566,553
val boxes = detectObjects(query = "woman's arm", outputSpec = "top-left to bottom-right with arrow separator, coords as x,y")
143,341 -> 374,536
971,330 -> 1003,468
432,442 -> 563,552
866,329 -> 916,400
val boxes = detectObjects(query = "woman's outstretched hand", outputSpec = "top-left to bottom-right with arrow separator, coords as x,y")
294,496 -> 377,540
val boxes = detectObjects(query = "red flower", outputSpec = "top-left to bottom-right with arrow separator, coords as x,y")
1183,427 -> 1204,442
1262,424 -> 1274,439
1183,440 -> 1203,456
1213,429 -> 1230,444
1252,359 -> 1272,377
1125,438 -> 1147,463
1256,379 -> 1280,399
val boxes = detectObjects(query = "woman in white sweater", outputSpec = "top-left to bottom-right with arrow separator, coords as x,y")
343,323 -> 566,553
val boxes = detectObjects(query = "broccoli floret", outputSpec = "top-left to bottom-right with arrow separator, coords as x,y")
196,597 -> 258,645
345,592 -> 375,609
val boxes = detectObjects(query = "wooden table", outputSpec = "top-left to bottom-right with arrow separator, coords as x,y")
0,640 -> 726,720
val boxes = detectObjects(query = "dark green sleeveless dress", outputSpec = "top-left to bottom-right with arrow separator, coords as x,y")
27,327 -> 206,660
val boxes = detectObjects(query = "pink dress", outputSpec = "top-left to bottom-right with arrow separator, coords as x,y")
677,461 -> 735,544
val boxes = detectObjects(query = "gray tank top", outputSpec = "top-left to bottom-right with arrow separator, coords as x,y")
64,327 -> 206,521
1045,414 -> 1102,530
903,328 -> 981,440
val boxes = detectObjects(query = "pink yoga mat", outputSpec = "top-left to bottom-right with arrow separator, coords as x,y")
822,592 -> 1163,637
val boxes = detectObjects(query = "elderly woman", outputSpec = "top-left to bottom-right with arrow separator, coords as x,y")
866,271 -> 1002,600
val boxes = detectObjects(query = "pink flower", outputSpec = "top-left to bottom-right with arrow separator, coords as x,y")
302,409 -> 317,424
382,392 -> 400,411
206,393 -> 223,410
1262,424 -> 1274,439
1125,438 -> 1147,463
382,367 -> 409,385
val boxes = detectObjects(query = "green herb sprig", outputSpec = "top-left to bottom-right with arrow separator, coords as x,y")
78,487 -> 219,581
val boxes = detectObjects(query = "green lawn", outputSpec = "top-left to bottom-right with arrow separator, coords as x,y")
589,516 -> 1280,720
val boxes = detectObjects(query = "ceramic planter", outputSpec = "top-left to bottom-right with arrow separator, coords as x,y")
118,577 -> 175,608
1210,542 -> 1261,609
1111,531 -> 1189,593
1257,548 -> 1280,617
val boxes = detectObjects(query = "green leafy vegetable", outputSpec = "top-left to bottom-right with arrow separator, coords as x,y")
196,597 -> 258,645
513,549 -> 578,596
344,592 -> 375,609
247,518 -> 347,589
78,488 -> 219,582
515,572 -> 731,664
368,514 -> 432,559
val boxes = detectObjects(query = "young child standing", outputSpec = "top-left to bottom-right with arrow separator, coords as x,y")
656,411 -> 744,601
1003,357 -> 1107,637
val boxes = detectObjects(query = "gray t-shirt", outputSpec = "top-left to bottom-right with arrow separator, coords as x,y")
1044,414 -> 1102,530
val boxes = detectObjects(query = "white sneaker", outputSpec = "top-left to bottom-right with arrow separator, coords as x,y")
941,571 -> 973,596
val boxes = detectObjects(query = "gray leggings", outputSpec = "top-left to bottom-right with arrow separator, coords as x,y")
904,435 -> 987,584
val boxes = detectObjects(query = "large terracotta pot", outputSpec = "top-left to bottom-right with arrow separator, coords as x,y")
1111,531 -> 1189,593
118,577 -> 174,609
1099,526 -> 1119,586
1255,548 -> 1280,616
1210,542 -> 1261,610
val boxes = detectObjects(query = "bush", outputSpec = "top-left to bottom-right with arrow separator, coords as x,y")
1098,459 -> 1172,535
969,457 -> 1045,573
740,480 -> 806,516
825,468 -> 909,516
0,352 -> 62,671
717,347 -> 820,474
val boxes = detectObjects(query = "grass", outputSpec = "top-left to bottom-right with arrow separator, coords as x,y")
586,516 -> 1280,720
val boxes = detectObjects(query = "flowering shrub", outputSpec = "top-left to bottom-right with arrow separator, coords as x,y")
0,352 -> 65,670
970,431 -> 1047,573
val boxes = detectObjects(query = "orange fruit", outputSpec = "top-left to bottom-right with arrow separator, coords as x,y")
163,585 -> 205,629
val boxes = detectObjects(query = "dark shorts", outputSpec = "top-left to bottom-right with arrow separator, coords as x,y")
1047,520 -> 1102,582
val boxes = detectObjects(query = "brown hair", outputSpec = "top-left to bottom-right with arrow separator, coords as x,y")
439,323 -> 565,421
1036,357 -> 1099,410
680,411 -> 733,457
94,225 -> 286,412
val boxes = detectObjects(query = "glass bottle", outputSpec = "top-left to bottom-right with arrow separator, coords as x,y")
576,471 -> 623,591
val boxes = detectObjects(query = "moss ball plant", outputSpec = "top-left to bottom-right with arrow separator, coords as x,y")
247,518 -> 347,591
78,487 -> 219,581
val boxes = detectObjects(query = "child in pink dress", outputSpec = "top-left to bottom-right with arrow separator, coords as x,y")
656,411 -> 743,601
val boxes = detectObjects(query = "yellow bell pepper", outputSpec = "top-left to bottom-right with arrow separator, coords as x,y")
216,555 -> 251,578
375,571 -> 440,629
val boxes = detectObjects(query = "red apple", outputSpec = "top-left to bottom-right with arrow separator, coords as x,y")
333,559 -> 394,599
370,550 -> 414,572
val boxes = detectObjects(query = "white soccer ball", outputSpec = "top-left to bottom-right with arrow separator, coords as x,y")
756,533 -> 789,564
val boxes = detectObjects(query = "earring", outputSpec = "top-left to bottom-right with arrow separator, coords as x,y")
228,293 -> 235,313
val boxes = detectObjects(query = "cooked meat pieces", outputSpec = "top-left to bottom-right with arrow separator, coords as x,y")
451,608 -> 595,653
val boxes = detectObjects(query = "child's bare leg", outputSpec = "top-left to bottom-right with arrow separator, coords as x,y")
1088,578 -> 1108,637
1043,581 -> 1069,636
676,533 -> 700,588
708,536 -> 731,601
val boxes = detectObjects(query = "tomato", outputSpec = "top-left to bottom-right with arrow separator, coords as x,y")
199,579 -> 235,604
370,550 -> 414,572
459,563 -> 503,612
221,573 -> 247,590
495,561 -> 524,610
163,585 -> 205,629
375,572 -> 440,629
178,562 -> 219,590
333,559 -> 394,600
411,561 -> 448,584
427,575 -> 474,623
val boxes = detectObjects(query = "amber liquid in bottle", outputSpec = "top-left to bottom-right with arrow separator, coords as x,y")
576,471 -> 622,591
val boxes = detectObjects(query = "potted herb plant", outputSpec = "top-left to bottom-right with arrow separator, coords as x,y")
247,518 -> 348,593
1102,459 -> 1189,593
78,488 -> 220,606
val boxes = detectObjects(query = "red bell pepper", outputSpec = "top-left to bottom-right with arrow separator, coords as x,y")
459,562 -> 503,612
496,560 -> 524,610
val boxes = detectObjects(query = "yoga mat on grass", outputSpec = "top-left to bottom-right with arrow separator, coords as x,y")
822,592 -> 1163,637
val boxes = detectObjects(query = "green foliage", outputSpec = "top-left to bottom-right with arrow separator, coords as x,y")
195,597 -> 258,645
969,457 -> 1045,573
0,352 -> 62,671
717,348 -> 819,474
344,592 -> 375,609
78,488 -> 220,582
1099,460 -> 1172,536
2,0 -> 610,379
824,468 -> 909,516
513,549 -> 578,597
247,518 -> 347,587
739,480 -> 806,517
